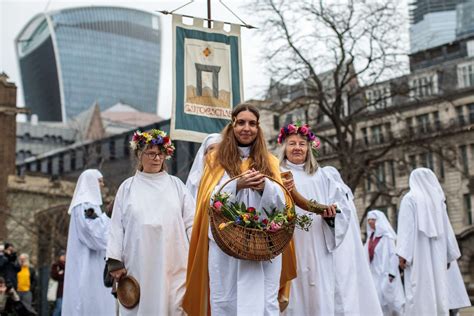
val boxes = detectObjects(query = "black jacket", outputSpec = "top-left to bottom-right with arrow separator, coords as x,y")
0,254 -> 21,290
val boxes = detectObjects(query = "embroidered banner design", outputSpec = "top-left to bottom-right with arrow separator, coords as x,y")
171,15 -> 243,142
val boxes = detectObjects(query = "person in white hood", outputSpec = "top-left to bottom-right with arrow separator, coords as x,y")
397,168 -> 469,315
62,169 -> 115,316
365,210 -> 405,316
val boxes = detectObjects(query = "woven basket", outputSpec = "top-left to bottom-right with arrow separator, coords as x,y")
209,174 -> 295,261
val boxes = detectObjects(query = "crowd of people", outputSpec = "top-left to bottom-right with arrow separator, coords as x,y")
51,103 -> 471,315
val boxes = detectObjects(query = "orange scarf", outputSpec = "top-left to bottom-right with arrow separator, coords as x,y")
182,152 -> 296,315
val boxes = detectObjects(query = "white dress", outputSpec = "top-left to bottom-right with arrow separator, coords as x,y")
62,202 -> 115,316
281,162 -> 354,316
106,171 -> 195,315
207,147 -> 286,316
364,210 -> 405,316
396,168 -> 468,316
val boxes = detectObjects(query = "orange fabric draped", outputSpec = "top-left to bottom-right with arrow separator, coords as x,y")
182,152 -> 297,316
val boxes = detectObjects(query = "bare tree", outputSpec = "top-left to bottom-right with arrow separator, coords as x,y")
251,0 -> 439,224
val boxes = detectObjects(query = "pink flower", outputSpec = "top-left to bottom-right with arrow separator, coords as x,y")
253,215 -> 259,221
262,219 -> 269,225
299,125 -> 309,135
247,207 -> 256,213
268,222 -> 282,232
312,139 -> 321,149
287,124 -> 297,133
166,147 -> 174,155
213,201 -> 223,211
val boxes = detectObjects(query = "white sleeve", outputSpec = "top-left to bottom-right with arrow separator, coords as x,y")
72,203 -> 110,252
322,185 -> 350,252
396,196 -> 416,264
106,182 -> 127,261
257,178 -> 285,211
176,178 -> 196,242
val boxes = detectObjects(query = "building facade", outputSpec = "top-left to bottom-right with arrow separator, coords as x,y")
15,6 -> 161,122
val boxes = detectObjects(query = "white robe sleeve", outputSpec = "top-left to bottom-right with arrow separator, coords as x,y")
72,203 -> 110,252
106,181 -> 127,261
257,178 -> 285,211
322,183 -> 350,252
174,177 -> 196,242
396,195 -> 416,264
444,210 -> 461,263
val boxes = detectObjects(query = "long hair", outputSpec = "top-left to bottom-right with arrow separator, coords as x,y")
278,137 -> 319,175
216,103 -> 274,177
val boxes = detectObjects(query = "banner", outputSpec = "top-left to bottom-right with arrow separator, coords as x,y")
171,15 -> 243,142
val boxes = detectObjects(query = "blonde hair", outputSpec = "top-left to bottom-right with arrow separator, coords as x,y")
278,137 -> 319,175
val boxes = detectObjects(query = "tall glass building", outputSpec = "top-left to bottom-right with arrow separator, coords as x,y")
15,6 -> 161,122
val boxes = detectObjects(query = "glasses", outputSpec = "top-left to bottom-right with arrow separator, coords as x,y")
233,119 -> 258,128
143,151 -> 164,160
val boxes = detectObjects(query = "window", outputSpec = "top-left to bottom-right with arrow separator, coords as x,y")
458,61 -> 474,88
384,123 -> 392,140
410,73 -> 438,99
420,152 -> 434,170
456,106 -> 465,126
273,115 -> 280,130
460,145 -> 469,174
375,162 -> 386,186
433,111 -> 441,130
390,160 -> 396,186
366,85 -> 391,109
284,114 -> 293,125
406,117 -> 414,135
469,104 -> 474,124
109,140 -> 116,160
371,125 -> 384,144
438,154 -> 445,179
464,194 -> 472,225
361,127 -> 368,145
409,155 -> 417,170
416,114 -> 430,133
366,174 -> 372,191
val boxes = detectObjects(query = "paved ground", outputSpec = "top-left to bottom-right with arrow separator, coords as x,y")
460,306 -> 474,315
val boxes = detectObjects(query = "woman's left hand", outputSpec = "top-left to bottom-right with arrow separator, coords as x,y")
321,204 -> 337,218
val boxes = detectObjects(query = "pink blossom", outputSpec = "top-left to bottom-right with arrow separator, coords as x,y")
268,222 -> 282,232
299,125 -> 309,135
213,201 -> 223,211
287,124 -> 297,133
312,139 -> 321,149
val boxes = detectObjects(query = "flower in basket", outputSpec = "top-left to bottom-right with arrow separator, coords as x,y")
268,221 -> 282,232
218,222 -> 233,231
213,201 -> 224,211
247,207 -> 256,213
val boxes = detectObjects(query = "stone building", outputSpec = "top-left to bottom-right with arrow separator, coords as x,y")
253,38 -> 474,302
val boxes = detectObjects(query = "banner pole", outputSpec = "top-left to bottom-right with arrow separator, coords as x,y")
207,0 -> 212,28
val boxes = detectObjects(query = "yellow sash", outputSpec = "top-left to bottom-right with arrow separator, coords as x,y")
182,152 -> 296,315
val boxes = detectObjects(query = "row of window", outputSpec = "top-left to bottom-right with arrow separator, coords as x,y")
455,103 -> 474,126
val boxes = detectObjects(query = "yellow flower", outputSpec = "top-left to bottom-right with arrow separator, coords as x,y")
218,222 -> 233,230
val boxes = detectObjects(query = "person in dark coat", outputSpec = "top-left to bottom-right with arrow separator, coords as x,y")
50,251 -> 65,316
0,243 -> 21,290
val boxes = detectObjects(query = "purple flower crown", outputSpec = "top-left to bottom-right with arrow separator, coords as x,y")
277,122 -> 321,151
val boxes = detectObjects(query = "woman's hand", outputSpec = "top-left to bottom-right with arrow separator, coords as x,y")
399,257 -> 407,270
110,268 -> 127,281
321,204 -> 337,218
237,169 -> 265,192
282,178 -> 295,192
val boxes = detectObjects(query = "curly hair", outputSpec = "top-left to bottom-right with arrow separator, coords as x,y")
215,103 -> 274,177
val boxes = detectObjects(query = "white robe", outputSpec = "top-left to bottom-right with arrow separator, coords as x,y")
447,260 -> 471,311
106,171 -> 195,316
62,202 -> 115,316
281,162 -> 354,316
396,193 -> 461,316
364,211 -> 404,316
208,151 -> 286,316
323,171 -> 383,316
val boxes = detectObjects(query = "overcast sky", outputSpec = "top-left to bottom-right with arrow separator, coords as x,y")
0,0 -> 409,119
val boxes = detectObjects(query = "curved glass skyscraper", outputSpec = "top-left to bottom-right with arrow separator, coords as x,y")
16,6 -> 161,122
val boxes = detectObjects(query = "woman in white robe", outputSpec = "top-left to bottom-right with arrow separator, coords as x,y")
396,168 -> 469,315
106,129 -> 195,315
278,126 -> 369,316
62,169 -> 115,316
324,167 -> 383,316
364,210 -> 405,316
183,104 -> 296,316
185,133 -> 221,198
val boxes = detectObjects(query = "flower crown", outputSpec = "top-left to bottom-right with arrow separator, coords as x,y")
277,122 -> 321,153
129,129 -> 175,160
